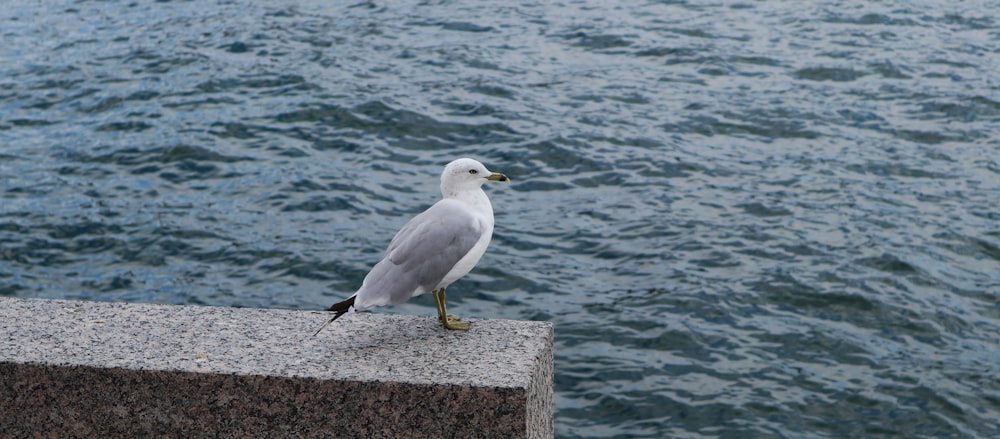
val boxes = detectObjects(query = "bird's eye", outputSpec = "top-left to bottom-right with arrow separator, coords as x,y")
468,169 -> 478,174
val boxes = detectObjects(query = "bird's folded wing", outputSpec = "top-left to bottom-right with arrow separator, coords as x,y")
354,200 -> 484,309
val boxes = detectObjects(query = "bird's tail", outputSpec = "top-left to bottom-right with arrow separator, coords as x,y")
313,295 -> 356,336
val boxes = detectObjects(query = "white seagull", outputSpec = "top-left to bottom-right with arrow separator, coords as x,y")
315,158 -> 509,335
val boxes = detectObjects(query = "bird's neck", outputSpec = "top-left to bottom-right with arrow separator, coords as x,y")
447,188 -> 494,218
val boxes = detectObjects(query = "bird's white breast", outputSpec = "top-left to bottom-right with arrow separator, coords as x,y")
436,187 -> 495,289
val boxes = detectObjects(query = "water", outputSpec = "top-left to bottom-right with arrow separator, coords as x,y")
2,0 -> 999,437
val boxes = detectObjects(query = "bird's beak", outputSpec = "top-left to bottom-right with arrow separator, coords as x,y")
487,172 -> 509,182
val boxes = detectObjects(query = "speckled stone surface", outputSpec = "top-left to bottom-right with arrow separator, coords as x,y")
0,297 -> 553,438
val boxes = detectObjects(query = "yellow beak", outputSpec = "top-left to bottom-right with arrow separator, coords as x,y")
487,172 -> 509,182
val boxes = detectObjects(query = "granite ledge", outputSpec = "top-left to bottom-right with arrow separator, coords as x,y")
0,297 -> 554,438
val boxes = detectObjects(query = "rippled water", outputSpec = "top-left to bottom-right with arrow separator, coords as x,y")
3,1 -> 999,437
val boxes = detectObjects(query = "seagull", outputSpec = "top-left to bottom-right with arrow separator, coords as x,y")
314,158 -> 509,335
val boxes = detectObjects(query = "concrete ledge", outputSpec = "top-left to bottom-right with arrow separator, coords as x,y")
0,297 -> 553,438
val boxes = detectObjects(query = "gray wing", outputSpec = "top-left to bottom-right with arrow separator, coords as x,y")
354,199 -> 484,308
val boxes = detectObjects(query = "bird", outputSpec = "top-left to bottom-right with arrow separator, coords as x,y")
314,158 -> 509,335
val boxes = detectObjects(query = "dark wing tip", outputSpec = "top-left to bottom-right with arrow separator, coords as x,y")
314,295 -> 356,336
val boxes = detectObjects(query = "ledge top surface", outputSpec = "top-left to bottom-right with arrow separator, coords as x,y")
1,297 -> 552,388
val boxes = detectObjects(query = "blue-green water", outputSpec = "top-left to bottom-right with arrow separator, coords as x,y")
2,1 -> 999,437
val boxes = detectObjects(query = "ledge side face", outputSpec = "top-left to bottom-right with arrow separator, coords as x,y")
0,297 -> 554,438
527,324 -> 555,439
0,362 -> 529,438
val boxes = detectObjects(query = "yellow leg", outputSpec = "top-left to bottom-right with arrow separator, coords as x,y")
432,288 -> 470,330
433,288 -> 446,324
